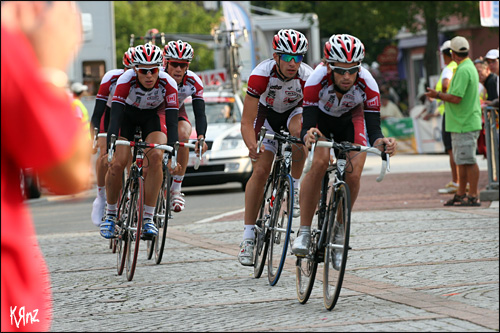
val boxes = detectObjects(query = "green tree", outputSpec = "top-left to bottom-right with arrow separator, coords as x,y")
252,1 -> 481,85
114,1 -> 222,71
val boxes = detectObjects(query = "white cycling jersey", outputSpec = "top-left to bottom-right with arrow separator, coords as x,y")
246,58 -> 313,113
112,69 -> 178,110
95,68 -> 125,108
177,70 -> 204,107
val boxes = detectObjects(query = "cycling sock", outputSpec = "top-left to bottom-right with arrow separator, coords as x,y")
171,175 -> 184,193
243,225 -> 255,240
293,178 -> 300,190
106,203 -> 117,217
298,225 -> 311,236
143,205 -> 155,221
97,186 -> 106,200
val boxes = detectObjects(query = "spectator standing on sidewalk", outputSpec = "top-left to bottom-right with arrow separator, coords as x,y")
71,82 -> 91,137
1,1 -> 91,331
433,40 -> 460,194
425,36 -> 482,206
484,49 -> 499,107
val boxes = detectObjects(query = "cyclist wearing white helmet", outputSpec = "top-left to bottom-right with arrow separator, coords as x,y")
292,34 -> 397,256
90,46 -> 136,227
238,29 -> 313,266
101,43 -> 181,241
163,40 -> 208,213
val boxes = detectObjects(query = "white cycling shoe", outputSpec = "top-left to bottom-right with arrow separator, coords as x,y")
171,191 -> 186,213
238,239 -> 255,266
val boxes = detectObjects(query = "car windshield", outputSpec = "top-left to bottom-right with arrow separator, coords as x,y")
184,96 -> 241,124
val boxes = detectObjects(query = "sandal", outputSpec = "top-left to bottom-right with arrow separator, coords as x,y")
466,195 -> 481,207
444,194 -> 467,206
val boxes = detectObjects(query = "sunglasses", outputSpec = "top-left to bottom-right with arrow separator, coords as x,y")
168,61 -> 189,69
279,54 -> 304,63
136,67 -> 160,75
329,65 -> 360,75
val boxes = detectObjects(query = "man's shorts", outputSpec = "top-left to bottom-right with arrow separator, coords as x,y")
253,103 -> 302,155
451,131 -> 480,165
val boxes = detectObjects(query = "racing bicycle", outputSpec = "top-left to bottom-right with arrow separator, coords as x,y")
296,135 -> 390,310
253,127 -> 303,286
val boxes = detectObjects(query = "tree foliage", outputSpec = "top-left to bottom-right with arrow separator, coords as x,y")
252,1 -> 480,80
114,1 -> 222,71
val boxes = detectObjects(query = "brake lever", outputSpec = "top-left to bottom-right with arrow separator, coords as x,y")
194,138 -> 204,170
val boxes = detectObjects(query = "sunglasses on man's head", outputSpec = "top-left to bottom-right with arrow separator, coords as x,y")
329,64 -> 360,75
279,54 -> 304,63
136,67 -> 160,75
168,61 -> 189,69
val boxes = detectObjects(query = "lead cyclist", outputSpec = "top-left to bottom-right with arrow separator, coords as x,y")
292,34 -> 397,255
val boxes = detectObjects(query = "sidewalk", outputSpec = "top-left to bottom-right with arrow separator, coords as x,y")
39,202 -> 498,331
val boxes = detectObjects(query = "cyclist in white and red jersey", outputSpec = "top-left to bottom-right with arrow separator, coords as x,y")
90,47 -> 135,227
238,29 -> 313,266
163,40 -> 208,213
292,34 -> 397,256
100,43 -> 180,240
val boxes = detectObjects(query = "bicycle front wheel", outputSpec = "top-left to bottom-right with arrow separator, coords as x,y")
154,170 -> 171,264
268,175 -> 293,286
126,177 -> 144,281
323,182 -> 351,311
254,175 -> 272,278
116,180 -> 131,275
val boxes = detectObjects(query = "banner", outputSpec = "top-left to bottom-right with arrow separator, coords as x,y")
381,118 -> 418,153
480,1 -> 499,27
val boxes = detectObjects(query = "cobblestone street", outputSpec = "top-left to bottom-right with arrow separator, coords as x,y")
38,201 -> 498,331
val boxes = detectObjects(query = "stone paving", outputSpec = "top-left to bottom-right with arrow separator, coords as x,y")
35,200 -> 499,332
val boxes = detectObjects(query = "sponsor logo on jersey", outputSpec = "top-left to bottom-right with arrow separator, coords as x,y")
366,96 -> 379,108
167,93 -> 177,105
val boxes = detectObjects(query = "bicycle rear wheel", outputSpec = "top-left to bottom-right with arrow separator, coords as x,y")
268,175 -> 293,286
154,170 -> 171,264
253,175 -> 272,278
323,182 -> 351,311
125,177 -> 144,281
295,228 -> 318,304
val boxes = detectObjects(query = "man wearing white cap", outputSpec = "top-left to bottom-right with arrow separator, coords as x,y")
425,36 -> 482,206
71,82 -> 90,133
484,48 -> 499,106
435,40 -> 459,194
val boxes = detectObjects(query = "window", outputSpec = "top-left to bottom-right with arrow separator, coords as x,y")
82,61 -> 106,96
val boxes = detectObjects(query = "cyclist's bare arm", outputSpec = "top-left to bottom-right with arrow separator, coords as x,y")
241,94 -> 260,159
37,126 -> 92,194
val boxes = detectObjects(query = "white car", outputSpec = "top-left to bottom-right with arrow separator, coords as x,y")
183,89 -> 252,190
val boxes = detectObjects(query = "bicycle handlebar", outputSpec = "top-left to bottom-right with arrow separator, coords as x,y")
304,139 -> 390,182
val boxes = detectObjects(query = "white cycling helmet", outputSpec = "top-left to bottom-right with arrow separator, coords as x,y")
163,40 -> 194,62
133,43 -> 163,66
272,29 -> 308,55
324,34 -> 365,63
122,47 -> 136,68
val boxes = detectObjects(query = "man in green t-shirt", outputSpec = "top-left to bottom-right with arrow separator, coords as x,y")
425,36 -> 482,206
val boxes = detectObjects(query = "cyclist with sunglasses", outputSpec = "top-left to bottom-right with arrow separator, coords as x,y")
238,29 -> 313,266
162,40 -> 208,213
101,43 -> 181,240
292,34 -> 397,255
90,47 -> 136,227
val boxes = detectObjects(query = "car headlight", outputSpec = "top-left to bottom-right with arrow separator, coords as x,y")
219,133 -> 245,150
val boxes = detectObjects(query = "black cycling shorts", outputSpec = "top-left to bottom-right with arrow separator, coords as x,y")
120,102 -> 166,141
